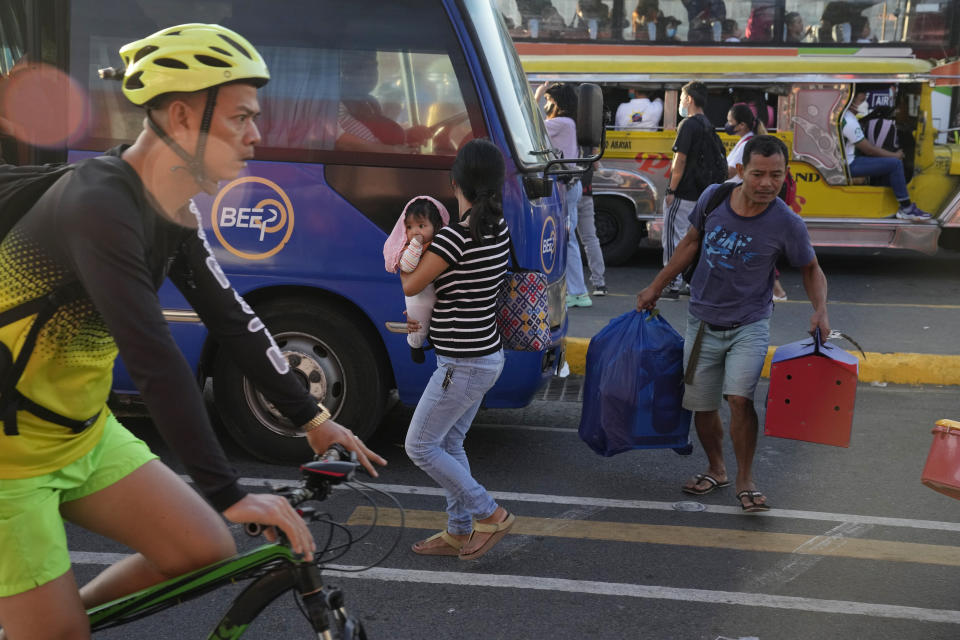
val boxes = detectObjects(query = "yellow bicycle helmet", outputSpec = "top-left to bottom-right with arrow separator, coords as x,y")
119,23 -> 269,106
102,24 -> 270,193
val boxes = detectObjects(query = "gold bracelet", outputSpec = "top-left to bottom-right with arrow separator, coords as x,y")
303,403 -> 332,433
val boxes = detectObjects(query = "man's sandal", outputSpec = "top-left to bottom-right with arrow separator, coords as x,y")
412,530 -> 464,556
736,490 -> 771,513
681,473 -> 730,496
459,512 -> 516,561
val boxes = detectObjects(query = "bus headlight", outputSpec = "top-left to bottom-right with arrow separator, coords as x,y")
547,276 -> 567,331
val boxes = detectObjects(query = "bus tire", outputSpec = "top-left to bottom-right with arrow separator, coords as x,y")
212,299 -> 387,464
594,196 -> 641,266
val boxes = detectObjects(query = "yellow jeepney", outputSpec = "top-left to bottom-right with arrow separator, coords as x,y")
523,53 -> 960,263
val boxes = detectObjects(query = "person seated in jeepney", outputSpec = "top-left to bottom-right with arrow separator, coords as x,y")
841,89 -> 930,221
574,0 -> 611,33
632,0 -> 662,40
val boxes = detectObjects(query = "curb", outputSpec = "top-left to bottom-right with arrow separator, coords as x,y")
563,337 -> 960,387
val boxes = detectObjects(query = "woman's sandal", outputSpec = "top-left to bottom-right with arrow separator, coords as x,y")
459,512 -> 516,561
412,530 -> 465,556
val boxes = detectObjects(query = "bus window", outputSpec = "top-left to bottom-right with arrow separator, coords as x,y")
0,2 -> 26,75
72,0 -> 487,164
0,1 -> 26,163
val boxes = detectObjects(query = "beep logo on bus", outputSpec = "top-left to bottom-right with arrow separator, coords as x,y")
540,215 -> 557,274
211,176 -> 294,260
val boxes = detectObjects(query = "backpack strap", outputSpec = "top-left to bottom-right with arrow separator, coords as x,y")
683,182 -> 738,284
0,282 -> 98,436
2,391 -> 102,436
698,181 -> 739,237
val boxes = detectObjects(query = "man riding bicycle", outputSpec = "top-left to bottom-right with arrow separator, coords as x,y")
0,23 -> 386,640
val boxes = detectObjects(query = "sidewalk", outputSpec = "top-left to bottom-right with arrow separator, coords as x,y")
563,295 -> 960,386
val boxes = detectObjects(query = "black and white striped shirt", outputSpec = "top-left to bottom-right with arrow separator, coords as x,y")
427,217 -> 510,358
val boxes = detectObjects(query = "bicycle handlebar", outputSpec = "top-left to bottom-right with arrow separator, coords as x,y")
244,445 -> 359,537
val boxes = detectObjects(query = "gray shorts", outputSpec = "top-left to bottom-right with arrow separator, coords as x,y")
682,312 -> 771,411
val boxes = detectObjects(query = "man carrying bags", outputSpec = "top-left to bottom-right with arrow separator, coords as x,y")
636,135 -> 830,512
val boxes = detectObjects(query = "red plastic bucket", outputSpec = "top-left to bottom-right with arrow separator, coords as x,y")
921,420 -> 960,500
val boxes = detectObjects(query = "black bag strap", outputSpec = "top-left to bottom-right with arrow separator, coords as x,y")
697,181 -> 738,238
683,182 -> 738,284
1,282 -> 89,435
2,391 -> 101,436
506,234 -> 521,272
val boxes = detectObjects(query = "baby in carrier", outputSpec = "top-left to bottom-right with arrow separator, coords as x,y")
382,196 -> 450,363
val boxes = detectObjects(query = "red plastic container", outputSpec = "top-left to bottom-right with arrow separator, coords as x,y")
764,331 -> 859,448
921,420 -> 960,500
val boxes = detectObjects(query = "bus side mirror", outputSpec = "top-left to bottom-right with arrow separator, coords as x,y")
523,175 -> 554,200
576,83 -> 604,149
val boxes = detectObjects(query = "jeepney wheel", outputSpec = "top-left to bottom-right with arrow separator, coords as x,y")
939,229 -> 960,252
594,196 -> 641,266
213,299 -> 388,463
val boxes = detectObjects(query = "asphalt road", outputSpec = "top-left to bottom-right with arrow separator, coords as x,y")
67,247 -> 960,640
566,246 -> 960,356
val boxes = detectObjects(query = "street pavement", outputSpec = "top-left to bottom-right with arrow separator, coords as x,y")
68,246 -> 960,639
565,246 -> 960,356
562,247 -> 960,386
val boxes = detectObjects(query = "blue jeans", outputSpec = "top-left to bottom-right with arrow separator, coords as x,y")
564,180 -> 587,296
849,156 -> 908,201
404,350 -> 505,535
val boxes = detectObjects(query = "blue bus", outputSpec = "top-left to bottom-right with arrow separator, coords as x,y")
0,0 -> 597,461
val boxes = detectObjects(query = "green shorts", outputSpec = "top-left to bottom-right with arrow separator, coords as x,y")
0,413 -> 157,597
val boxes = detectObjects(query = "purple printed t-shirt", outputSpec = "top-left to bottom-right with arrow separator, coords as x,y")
687,184 -> 815,326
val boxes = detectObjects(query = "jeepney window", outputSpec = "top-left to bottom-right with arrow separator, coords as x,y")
506,0 -> 954,50
783,0 -> 954,46
70,0 -> 486,162
468,0 -> 554,167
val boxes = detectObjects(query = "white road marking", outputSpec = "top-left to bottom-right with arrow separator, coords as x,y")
231,478 -> 960,533
322,565 -> 960,625
747,521 -> 874,590
71,551 -> 128,565
65,553 -> 960,624
473,423 -> 578,434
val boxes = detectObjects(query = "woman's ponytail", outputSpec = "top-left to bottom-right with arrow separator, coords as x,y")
730,102 -> 767,136
466,189 -> 499,242
451,140 -> 505,243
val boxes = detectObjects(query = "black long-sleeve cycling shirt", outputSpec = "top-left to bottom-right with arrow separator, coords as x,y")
0,150 -> 318,510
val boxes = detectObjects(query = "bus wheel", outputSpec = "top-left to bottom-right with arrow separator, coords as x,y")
213,299 -> 387,463
594,196 -> 641,266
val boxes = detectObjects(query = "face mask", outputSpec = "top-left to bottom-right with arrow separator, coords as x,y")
856,101 -> 870,117
679,102 -> 689,118
666,27 -> 677,38
628,90 -> 636,100
724,123 -> 737,135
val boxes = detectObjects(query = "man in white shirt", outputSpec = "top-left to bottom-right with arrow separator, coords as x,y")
842,90 -> 930,221
615,88 -> 663,131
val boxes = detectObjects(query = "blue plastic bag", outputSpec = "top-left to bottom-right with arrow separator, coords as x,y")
578,310 -> 693,457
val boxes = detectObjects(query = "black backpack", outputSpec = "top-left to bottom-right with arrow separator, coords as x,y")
862,108 -> 900,153
0,161 -> 92,435
692,115 -> 729,193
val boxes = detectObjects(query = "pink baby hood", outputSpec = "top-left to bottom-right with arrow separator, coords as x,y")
382,195 -> 450,273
